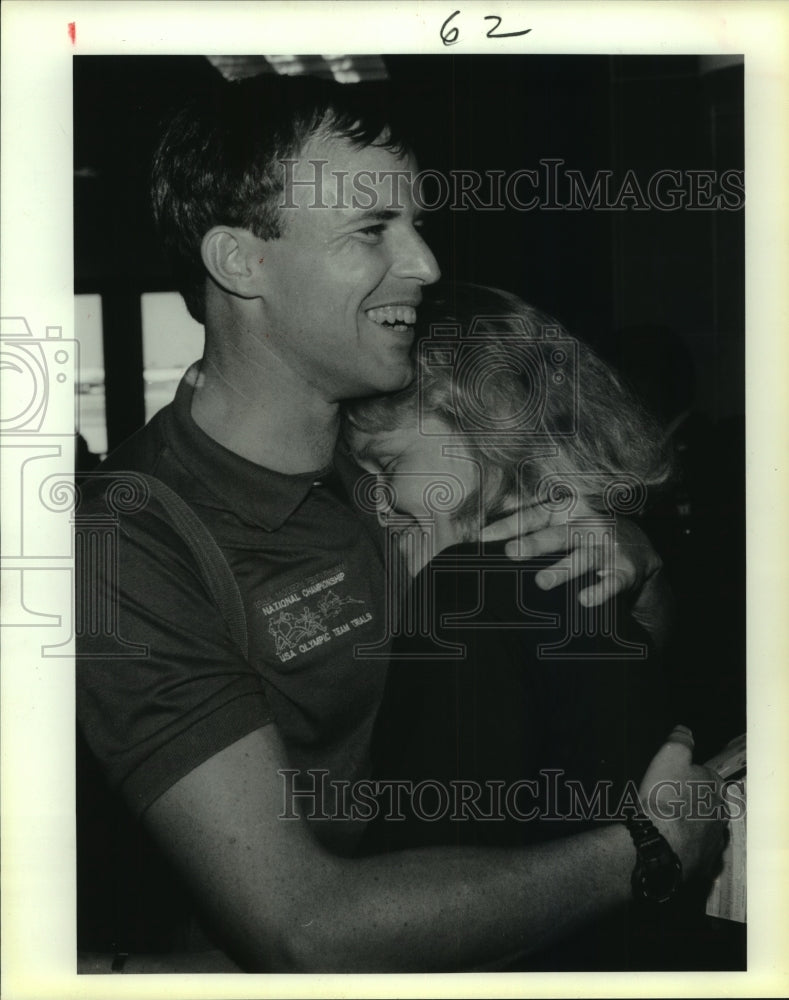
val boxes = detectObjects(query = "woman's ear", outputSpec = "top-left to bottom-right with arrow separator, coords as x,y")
201,227 -> 265,300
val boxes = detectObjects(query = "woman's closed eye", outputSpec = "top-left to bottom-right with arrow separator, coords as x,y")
376,504 -> 421,529
368,454 -> 398,475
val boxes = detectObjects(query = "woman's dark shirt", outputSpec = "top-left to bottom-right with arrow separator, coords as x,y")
364,541 -> 670,854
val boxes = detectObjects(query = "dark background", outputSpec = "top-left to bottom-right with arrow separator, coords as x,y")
74,55 -> 745,965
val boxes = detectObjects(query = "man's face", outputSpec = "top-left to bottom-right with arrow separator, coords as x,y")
254,135 -> 441,401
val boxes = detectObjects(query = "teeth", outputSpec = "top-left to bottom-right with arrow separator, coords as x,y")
365,305 -> 417,327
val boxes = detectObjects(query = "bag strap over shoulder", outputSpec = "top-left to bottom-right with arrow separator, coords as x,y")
135,473 -> 248,659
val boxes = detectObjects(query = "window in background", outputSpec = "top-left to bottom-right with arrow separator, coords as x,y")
75,293 -> 107,457
141,292 -> 205,423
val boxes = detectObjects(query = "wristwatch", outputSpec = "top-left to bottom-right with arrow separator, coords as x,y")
625,813 -> 683,903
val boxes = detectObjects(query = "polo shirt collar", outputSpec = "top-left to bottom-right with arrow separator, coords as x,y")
164,366 -> 329,531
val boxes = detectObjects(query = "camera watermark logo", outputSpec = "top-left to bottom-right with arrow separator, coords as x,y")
1,316 -> 78,647
0,317 -> 153,657
1,317 -> 77,436
418,315 -> 577,439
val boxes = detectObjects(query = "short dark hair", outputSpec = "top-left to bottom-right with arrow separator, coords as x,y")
152,73 -> 410,323
344,283 -> 672,531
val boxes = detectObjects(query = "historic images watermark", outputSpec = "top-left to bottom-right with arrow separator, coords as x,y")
281,159 -> 745,213
278,768 -> 746,824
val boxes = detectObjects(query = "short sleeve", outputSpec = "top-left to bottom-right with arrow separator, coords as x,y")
76,493 -> 275,818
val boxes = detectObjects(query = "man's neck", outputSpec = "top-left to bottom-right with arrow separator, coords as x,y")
190,350 -> 340,475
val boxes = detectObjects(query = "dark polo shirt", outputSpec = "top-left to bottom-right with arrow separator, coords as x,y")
77,367 -> 390,853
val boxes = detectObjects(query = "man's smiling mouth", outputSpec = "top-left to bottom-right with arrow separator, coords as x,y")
365,305 -> 417,331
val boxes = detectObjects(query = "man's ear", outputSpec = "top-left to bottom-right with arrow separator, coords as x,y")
201,227 -> 265,300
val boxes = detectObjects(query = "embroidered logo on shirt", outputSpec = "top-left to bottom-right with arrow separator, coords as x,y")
254,565 -> 371,662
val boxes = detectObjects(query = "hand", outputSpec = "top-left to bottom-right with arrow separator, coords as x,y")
637,726 -> 728,883
481,502 -> 663,609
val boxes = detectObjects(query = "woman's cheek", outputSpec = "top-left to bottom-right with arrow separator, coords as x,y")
392,480 -> 427,521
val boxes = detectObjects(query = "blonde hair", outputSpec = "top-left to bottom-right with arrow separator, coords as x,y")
343,283 -> 672,529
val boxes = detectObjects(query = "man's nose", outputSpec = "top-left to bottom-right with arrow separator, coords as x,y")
391,230 -> 441,285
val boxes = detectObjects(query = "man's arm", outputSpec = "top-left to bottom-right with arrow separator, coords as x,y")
145,724 -> 722,973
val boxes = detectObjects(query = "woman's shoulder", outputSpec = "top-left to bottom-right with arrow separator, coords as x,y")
426,540 -> 581,623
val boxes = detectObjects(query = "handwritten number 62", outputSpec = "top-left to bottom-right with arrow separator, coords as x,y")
440,10 -> 532,46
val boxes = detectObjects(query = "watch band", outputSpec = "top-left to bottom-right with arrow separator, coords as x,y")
625,812 -> 665,850
625,812 -> 683,904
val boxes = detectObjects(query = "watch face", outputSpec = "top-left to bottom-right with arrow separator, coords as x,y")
635,857 -> 683,903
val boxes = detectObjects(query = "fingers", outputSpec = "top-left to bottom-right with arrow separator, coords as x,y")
481,504 -> 552,544
636,726 -> 731,882
503,525 -> 569,559
532,553 -> 573,590
650,735 -> 694,772
720,779 -> 743,827
639,728 -> 695,796
532,550 -> 634,607
577,571 -> 630,607
665,724 -> 695,752
700,821 -> 728,881
532,546 -> 597,588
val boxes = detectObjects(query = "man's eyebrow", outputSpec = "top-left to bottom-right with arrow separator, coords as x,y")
347,207 -> 426,225
352,209 -> 400,223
